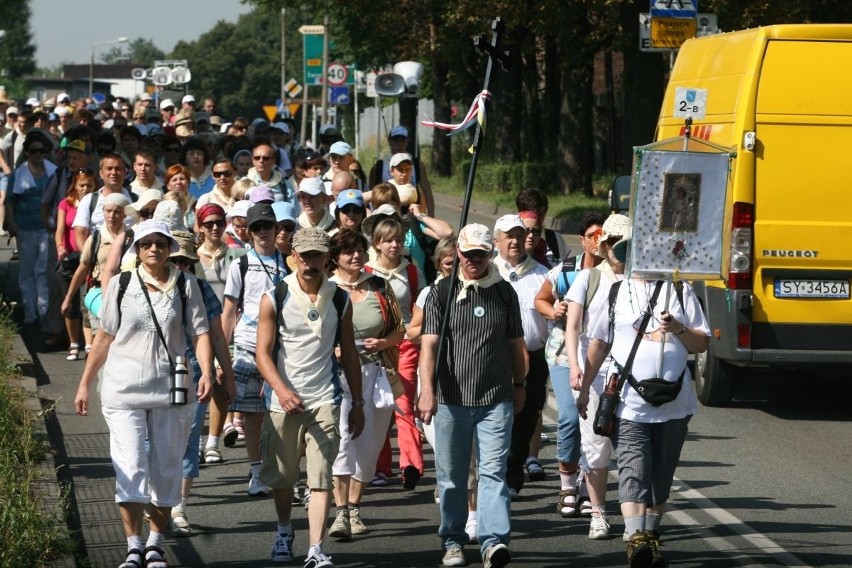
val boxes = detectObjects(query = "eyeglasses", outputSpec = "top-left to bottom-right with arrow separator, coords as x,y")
171,256 -> 193,266
527,228 -> 542,236
461,249 -> 490,261
253,155 -> 273,161
28,147 -> 47,155
120,107 -> 131,112
212,170 -> 233,178
339,205 -> 362,215
277,221 -> 296,232
201,219 -> 226,229
138,208 -> 156,220
138,239 -> 170,250
250,221 -> 275,232
584,229 -> 602,240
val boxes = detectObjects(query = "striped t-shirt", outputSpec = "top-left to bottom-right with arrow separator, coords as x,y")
423,278 -> 523,407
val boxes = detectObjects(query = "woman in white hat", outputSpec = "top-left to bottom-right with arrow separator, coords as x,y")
74,219 -> 213,568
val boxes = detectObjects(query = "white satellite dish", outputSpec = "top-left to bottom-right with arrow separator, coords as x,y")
170,66 -> 191,85
151,66 -> 172,86
131,68 -> 147,80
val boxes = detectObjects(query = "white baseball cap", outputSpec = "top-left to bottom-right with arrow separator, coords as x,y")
493,214 -> 525,235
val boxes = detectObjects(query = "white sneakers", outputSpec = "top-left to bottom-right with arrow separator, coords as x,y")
589,513 -> 611,540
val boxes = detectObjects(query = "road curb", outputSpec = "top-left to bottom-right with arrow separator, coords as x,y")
432,191 -> 580,235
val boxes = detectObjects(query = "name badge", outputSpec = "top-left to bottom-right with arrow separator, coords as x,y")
474,306 -> 485,318
307,309 -> 320,321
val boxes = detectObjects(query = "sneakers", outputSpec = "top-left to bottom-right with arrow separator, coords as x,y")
588,513 -> 610,540
303,487 -> 312,510
525,457 -> 545,481
328,510 -> 351,540
626,531 -> 653,568
304,548 -> 334,568
234,421 -> 246,441
442,547 -> 467,567
645,530 -> 668,567
170,510 -> 191,537
271,531 -> 295,563
402,465 -> 421,490
249,474 -> 270,497
349,509 -> 368,535
483,543 -> 511,568
292,481 -> 303,505
222,423 -> 238,447
464,518 -> 478,543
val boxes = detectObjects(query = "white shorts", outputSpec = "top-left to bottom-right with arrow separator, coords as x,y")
573,387 -> 614,470
102,404 -> 194,507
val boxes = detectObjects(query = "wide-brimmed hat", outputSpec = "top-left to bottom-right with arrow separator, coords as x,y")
131,219 -> 180,253
170,232 -> 199,261
360,204 -> 401,240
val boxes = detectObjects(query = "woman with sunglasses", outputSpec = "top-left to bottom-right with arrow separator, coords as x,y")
7,131 -> 57,329
55,168 -> 96,360
331,189 -> 366,236
74,219 -> 213,568
195,158 -> 236,213
326,228 -> 404,538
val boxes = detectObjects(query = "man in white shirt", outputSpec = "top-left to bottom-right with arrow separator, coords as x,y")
255,227 -> 364,567
491,214 -> 550,499
129,149 -> 163,197
72,153 -> 132,251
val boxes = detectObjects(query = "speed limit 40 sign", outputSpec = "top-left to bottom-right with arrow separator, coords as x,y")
327,63 -> 349,86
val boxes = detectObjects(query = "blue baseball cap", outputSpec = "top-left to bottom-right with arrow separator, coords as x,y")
389,125 -> 409,138
329,141 -> 353,156
336,189 -> 364,209
272,201 -> 297,223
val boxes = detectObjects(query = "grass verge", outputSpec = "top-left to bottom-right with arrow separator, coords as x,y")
0,312 -> 74,567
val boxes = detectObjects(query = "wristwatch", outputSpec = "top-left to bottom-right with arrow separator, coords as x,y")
675,325 -> 687,336
352,399 -> 366,407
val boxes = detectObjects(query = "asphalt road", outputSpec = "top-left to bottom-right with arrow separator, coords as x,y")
4,192 -> 852,568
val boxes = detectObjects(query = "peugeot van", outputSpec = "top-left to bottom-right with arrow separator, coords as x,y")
656,24 -> 852,405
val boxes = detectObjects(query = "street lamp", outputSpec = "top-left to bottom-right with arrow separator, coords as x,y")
89,37 -> 128,98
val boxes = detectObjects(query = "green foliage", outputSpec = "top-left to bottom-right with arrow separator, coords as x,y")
459,161 -> 558,195
0,314 -> 73,567
0,0 -> 37,80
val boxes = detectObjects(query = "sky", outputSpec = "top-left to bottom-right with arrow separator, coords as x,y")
30,0 -> 253,68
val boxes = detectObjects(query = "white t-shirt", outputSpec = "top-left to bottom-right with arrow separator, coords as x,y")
265,285 -> 339,411
223,250 -> 288,351
586,279 -> 709,423
564,268 -> 620,391
72,188 -> 134,230
495,257 -> 549,351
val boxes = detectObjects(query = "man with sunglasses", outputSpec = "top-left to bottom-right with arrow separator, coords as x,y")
221,203 -> 291,498
418,224 -> 527,568
246,141 -> 296,206
490,215 -> 551,503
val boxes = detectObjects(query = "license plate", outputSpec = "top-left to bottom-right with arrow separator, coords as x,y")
774,279 -> 850,299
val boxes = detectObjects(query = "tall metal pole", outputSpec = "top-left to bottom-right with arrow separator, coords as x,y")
280,8 -> 286,106
320,15 -> 330,126
434,17 -> 510,377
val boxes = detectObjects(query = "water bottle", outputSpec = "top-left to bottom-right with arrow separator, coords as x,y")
592,373 -> 620,437
171,356 -> 189,405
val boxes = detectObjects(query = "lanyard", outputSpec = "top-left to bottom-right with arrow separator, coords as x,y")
252,250 -> 283,286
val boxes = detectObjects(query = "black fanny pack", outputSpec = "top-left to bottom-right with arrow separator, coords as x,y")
625,369 -> 685,407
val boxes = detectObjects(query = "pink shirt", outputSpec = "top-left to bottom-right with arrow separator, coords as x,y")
57,198 -> 78,252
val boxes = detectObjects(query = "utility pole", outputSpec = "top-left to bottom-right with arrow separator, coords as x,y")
320,15 -> 329,126
280,8 -> 287,106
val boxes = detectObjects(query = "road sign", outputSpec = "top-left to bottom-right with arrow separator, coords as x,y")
365,71 -> 378,98
329,86 -> 350,105
650,0 -> 698,18
288,103 -> 301,117
639,13 -> 670,52
284,78 -> 303,98
651,16 -> 697,49
262,105 -> 277,121
298,25 -> 325,35
673,87 -> 707,119
327,64 -> 348,86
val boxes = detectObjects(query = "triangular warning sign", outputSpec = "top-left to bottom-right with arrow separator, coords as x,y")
287,103 -> 301,117
262,105 -> 278,121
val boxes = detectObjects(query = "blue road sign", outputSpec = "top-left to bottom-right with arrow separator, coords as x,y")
329,86 -> 350,105
650,0 -> 698,18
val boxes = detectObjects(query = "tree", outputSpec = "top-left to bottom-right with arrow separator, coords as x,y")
0,0 -> 37,97
101,38 -> 166,65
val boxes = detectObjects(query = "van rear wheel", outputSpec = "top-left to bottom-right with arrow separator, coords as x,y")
694,349 -> 737,406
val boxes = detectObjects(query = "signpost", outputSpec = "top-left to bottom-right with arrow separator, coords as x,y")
650,17 -> 697,49
649,0 -> 698,18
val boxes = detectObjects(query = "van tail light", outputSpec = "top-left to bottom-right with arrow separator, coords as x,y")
737,323 -> 751,348
728,202 -> 754,289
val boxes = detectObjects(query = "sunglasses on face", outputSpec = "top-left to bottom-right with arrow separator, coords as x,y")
584,229 -> 602,240
253,155 -> 273,161
212,170 -> 233,178
201,219 -> 226,229
250,221 -> 275,232
461,249 -> 490,261
171,256 -> 193,266
138,208 -> 156,220
278,221 -> 296,232
28,147 -> 47,155
339,205 -> 362,215
138,240 -> 170,250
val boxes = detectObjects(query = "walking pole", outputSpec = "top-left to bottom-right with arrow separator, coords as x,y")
424,17 -> 512,382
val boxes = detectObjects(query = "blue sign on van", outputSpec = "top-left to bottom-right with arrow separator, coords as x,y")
651,0 -> 698,18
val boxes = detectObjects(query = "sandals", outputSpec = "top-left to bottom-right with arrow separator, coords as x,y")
119,548 -> 144,568
234,420 -> 246,441
222,423 -> 238,447
525,457 -> 546,481
66,343 -> 80,361
557,487 -> 579,517
204,448 -> 223,464
84,345 -> 92,358
143,546 -> 169,568
170,511 -> 191,537
578,477 -> 593,516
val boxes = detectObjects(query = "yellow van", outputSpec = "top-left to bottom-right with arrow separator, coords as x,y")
656,24 -> 852,405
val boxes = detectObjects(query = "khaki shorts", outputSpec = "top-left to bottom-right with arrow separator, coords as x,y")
260,403 -> 340,490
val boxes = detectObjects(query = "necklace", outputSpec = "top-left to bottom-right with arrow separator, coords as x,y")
253,249 -> 282,285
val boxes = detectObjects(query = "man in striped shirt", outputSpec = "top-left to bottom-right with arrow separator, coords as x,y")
418,223 -> 528,568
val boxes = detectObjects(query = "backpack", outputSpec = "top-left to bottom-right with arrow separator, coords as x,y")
87,229 -> 134,287
607,280 -> 685,340
404,213 -> 438,283
115,269 -> 187,330
237,251 -> 287,312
